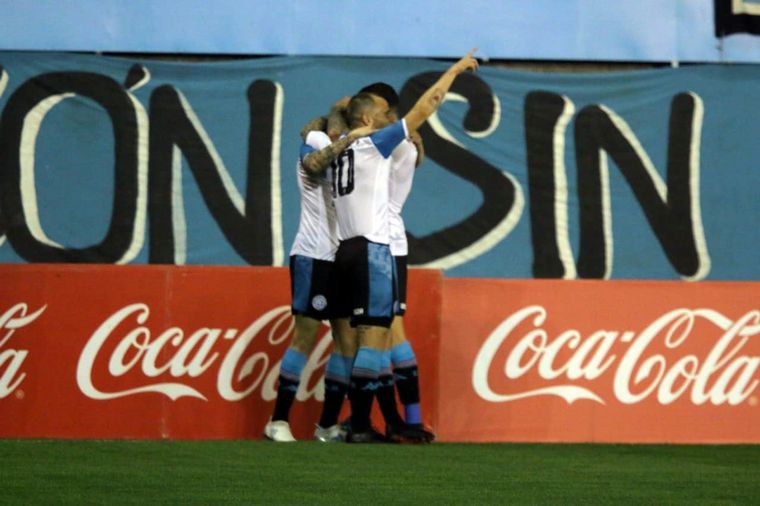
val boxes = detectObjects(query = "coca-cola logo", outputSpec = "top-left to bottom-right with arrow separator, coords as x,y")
473,306 -> 760,406
76,303 -> 332,402
0,303 -> 46,398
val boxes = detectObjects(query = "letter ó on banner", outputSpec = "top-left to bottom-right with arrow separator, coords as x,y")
0,71 -> 148,263
77,303 -> 206,400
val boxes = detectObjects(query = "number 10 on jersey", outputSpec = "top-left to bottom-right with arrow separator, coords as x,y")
331,149 -> 355,197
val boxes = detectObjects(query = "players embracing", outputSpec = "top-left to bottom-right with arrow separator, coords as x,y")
265,50 -> 479,443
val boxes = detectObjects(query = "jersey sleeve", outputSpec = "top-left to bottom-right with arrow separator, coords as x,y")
369,119 -> 410,159
390,139 -> 418,169
299,130 -> 332,162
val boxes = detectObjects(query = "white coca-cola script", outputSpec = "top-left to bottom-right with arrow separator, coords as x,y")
0,303 -> 46,398
472,306 -> 760,405
76,303 -> 332,401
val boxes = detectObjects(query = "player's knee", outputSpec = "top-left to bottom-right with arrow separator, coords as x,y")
330,318 -> 357,356
334,337 -> 358,358
290,335 -> 315,354
357,324 -> 391,350
291,316 -> 321,353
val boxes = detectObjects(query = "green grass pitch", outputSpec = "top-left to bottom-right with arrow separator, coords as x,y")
1,440 -> 758,504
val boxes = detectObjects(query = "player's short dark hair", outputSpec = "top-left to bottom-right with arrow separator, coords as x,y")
359,82 -> 399,109
346,92 -> 378,127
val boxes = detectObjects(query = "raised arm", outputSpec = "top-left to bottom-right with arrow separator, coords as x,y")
302,125 -> 374,175
409,131 -> 425,167
404,49 -> 479,133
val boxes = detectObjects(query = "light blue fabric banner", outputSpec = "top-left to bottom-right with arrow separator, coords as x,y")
0,52 -> 758,280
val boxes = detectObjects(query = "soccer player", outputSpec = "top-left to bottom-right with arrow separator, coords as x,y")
346,83 -> 433,442
301,83 -> 431,442
263,116 -> 374,442
331,50 -> 479,442
383,97 -> 434,443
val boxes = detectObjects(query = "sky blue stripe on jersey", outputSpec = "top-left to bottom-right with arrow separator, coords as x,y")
367,242 -> 393,318
291,255 -> 313,311
299,143 -> 316,161
370,120 -> 407,158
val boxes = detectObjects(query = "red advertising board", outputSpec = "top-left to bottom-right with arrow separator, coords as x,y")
4,266 -> 759,443
0,265 -> 442,440
438,279 -> 760,443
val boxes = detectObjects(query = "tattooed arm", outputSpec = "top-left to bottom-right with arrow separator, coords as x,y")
300,116 -> 328,141
302,125 -> 374,175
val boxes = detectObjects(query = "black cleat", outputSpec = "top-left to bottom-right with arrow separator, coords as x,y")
346,427 -> 388,444
386,422 -> 435,444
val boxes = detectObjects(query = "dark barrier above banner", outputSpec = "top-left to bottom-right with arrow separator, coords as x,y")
2,1 -> 760,62
0,52 -> 759,280
715,0 -> 760,36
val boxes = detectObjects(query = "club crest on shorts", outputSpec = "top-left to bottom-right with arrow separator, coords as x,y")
311,294 -> 327,311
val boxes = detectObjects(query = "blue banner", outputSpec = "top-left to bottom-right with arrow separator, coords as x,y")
0,52 -> 759,280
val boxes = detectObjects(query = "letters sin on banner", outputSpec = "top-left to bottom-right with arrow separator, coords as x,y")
439,278 -> 760,443
1,53 -> 760,280
0,265 -> 442,439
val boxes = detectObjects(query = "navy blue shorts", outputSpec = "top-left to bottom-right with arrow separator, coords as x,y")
333,237 -> 396,328
289,255 -> 335,321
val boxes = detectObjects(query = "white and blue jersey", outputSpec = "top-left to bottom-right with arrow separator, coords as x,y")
289,130 -> 339,320
331,119 -> 409,244
389,139 -> 418,256
290,130 -> 339,261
